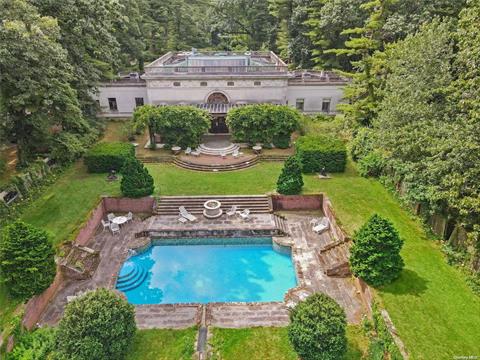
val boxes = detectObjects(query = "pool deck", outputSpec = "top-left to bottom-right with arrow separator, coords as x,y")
39,212 -> 364,328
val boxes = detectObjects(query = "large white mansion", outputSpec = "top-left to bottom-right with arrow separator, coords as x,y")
96,51 -> 347,133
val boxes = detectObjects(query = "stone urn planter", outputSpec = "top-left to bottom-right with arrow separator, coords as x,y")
203,200 -> 223,219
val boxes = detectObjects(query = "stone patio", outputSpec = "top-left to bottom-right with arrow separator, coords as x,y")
39,211 -> 364,328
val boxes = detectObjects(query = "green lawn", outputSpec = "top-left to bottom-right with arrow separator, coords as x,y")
147,163 -> 283,195
21,163 -> 121,246
210,326 -> 368,360
126,328 -> 197,360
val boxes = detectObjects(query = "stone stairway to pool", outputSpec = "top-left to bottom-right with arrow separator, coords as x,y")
116,262 -> 148,292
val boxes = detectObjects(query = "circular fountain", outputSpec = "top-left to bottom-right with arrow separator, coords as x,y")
203,199 -> 223,219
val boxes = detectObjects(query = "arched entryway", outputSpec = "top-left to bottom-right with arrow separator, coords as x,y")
207,92 -> 229,133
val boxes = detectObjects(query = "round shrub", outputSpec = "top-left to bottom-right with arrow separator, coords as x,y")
0,221 -> 56,300
358,152 -> 385,178
288,293 -> 347,360
120,157 -> 154,198
227,104 -> 300,145
56,289 -> 136,360
349,214 -> 404,287
277,156 -> 303,195
296,135 -> 347,173
10,327 -> 57,360
84,142 -> 135,173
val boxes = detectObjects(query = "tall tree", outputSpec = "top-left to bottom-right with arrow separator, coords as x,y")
0,0 -> 84,165
32,0 -> 121,112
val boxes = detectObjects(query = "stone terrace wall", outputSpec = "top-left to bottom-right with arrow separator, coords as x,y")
23,269 -> 64,330
322,195 -> 350,243
103,196 -> 155,214
21,196 -> 155,330
271,194 -> 323,211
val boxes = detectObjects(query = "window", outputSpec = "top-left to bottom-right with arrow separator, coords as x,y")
295,98 -> 304,111
321,98 -> 331,113
108,98 -> 118,111
200,81 -> 208,87
254,81 -> 261,86
227,81 -> 235,86
173,81 -> 181,87
135,97 -> 144,107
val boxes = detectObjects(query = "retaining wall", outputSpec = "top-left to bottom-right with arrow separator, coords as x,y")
271,194 -> 323,211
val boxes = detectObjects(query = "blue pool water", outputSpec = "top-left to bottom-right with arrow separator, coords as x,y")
116,237 -> 297,304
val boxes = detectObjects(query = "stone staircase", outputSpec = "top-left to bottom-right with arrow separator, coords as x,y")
155,195 -> 272,215
317,240 -> 352,277
273,214 -> 289,236
259,154 -> 290,162
137,155 -> 174,164
198,143 -> 240,156
173,156 -> 259,172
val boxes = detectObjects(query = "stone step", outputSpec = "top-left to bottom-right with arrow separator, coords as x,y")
156,195 -> 271,215
198,143 -> 240,156
135,304 -> 202,329
206,303 -> 290,328
173,157 -> 259,172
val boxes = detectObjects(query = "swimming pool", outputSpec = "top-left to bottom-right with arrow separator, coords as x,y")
116,237 -> 297,304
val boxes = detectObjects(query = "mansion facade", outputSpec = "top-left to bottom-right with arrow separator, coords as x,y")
96,51 -> 347,133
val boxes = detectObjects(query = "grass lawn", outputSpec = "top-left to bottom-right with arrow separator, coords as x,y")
125,328 -> 197,360
21,163 -> 120,246
210,326 -> 368,360
146,163 -> 283,195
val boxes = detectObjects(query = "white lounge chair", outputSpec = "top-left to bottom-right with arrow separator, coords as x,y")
107,213 -> 115,222
226,205 -> 238,217
232,149 -> 243,158
179,206 -> 197,222
312,217 -> 330,234
191,149 -> 200,157
238,208 -> 250,220
185,147 -> 192,155
101,219 -> 110,232
110,222 -> 120,235
126,212 -> 133,223
178,216 -> 188,223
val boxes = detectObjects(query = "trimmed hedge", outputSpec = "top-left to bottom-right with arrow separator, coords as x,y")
295,135 -> 347,173
84,142 -> 135,173
277,156 -> 303,195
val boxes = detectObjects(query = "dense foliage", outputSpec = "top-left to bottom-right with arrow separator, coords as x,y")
56,289 -> 136,360
226,104 -> 300,146
9,327 -> 57,360
0,221 -> 56,300
350,214 -> 404,287
277,156 -> 303,195
121,157 -> 155,198
133,105 -> 210,149
288,293 -> 347,360
295,135 -> 346,173
84,142 -> 135,173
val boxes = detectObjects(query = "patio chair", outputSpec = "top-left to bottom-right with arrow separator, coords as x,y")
178,216 -> 188,223
312,217 -> 330,234
226,205 -> 238,216
179,206 -> 197,222
232,149 -> 243,158
110,222 -> 120,235
101,219 -> 111,232
238,208 -> 250,220
191,149 -> 200,157
126,212 -> 133,223
107,213 -> 115,222
185,147 -> 192,155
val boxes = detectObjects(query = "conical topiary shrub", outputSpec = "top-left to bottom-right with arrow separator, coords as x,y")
349,214 -> 404,287
120,157 -> 154,198
277,156 -> 304,195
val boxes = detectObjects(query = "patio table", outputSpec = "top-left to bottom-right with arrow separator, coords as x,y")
171,146 -> 181,155
112,216 -> 128,226
252,145 -> 262,154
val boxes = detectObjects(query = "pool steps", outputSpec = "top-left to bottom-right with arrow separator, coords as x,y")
116,263 -> 148,292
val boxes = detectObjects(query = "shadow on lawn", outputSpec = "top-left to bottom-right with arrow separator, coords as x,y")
381,268 -> 429,296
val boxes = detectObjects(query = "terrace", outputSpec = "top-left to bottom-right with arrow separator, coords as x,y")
144,51 -> 288,76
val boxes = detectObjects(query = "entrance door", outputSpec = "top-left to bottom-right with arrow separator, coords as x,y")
210,116 -> 229,134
